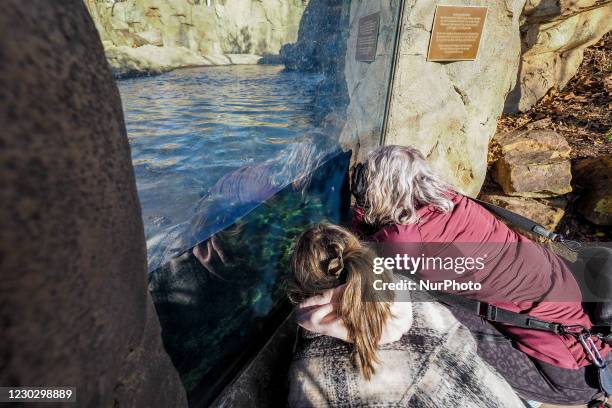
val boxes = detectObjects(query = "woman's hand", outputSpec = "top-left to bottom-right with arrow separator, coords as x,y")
296,285 -> 413,344
296,285 -> 349,341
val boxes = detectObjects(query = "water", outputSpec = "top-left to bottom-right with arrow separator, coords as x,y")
117,65 -> 350,402
117,65 -> 326,264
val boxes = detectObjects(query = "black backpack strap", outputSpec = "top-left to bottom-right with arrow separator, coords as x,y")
470,197 -> 559,241
436,293 -> 564,334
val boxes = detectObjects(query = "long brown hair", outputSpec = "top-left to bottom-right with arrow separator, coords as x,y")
287,224 -> 393,380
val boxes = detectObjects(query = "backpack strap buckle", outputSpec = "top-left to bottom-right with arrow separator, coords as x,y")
476,302 -> 498,321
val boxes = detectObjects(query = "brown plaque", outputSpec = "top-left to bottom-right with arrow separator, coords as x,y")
427,5 -> 487,61
355,12 -> 380,62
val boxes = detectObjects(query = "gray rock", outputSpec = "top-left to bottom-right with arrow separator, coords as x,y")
281,0 -> 349,74
281,0 -> 351,122
0,1 -> 186,406
339,0 -> 401,166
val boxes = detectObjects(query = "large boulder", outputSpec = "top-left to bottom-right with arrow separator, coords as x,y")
340,0 -> 528,196
280,0 -> 348,74
281,0 -> 351,122
504,0 -> 612,112
0,1 -> 186,406
493,128 -> 572,197
574,156 -> 612,226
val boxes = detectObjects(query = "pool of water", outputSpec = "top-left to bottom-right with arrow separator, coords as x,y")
117,65 -> 326,268
118,64 -> 351,402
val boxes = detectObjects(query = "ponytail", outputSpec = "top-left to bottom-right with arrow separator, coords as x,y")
288,224 -> 393,380
340,248 -> 392,380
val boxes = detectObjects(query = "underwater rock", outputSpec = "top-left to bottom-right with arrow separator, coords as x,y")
574,156 -> 612,226
493,129 -> 572,197
504,0 -> 612,112
0,1 -> 186,406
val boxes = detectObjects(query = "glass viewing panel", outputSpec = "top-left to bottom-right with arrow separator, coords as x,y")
114,2 -> 403,405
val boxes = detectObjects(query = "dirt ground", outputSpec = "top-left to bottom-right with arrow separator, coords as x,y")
489,33 -> 611,243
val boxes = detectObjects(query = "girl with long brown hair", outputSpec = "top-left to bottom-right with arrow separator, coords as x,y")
287,223 -> 523,407
287,223 -> 394,380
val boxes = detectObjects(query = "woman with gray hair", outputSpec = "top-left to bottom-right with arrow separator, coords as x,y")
298,145 -> 610,406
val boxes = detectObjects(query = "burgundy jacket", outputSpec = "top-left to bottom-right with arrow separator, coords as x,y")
354,192 -> 610,369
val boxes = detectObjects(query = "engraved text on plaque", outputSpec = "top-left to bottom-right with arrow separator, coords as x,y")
427,5 -> 487,61
355,12 -> 380,62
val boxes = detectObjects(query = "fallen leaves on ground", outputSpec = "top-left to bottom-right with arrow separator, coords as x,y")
490,33 -> 611,241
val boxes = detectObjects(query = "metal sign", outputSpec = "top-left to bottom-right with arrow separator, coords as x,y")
427,5 -> 487,61
356,12 -> 380,62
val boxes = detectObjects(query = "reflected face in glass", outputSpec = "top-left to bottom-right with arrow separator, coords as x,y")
120,65 -> 329,260
147,152 -> 351,393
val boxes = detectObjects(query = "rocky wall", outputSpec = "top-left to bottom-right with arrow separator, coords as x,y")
504,0 -> 612,112
281,0 -> 351,123
84,0 -> 308,77
0,1 -> 186,406
338,0 -> 402,165
341,0 -> 527,196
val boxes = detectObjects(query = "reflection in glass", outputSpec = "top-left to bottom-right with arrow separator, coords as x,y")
119,65 -> 332,270
119,63 -> 352,403
115,1 -> 403,404
149,152 -> 350,399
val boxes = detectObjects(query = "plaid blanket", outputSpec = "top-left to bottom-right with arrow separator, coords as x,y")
289,301 -> 524,407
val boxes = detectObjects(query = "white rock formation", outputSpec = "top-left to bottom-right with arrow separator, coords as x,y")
341,0 -> 528,196
505,0 -> 612,112
105,44 -> 212,77
84,0 -> 307,76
